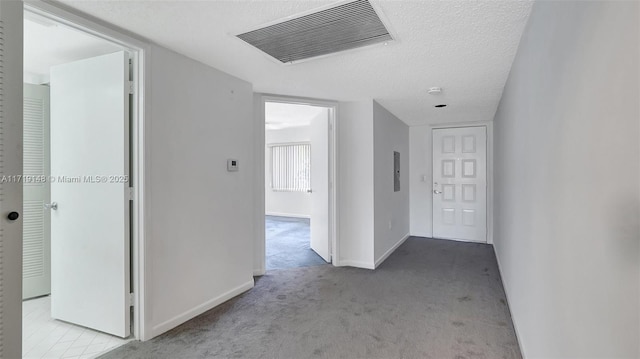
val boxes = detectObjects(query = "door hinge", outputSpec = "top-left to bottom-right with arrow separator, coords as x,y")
128,187 -> 135,201
128,81 -> 135,95
129,292 -> 135,307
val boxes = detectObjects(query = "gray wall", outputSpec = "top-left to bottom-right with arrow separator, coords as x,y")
493,2 -> 639,357
373,101 -> 410,264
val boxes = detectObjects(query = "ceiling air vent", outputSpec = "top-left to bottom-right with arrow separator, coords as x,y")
236,0 -> 393,64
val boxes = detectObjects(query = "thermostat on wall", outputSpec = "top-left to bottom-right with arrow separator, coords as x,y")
227,159 -> 239,172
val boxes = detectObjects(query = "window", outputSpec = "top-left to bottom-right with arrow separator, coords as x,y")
270,143 -> 311,192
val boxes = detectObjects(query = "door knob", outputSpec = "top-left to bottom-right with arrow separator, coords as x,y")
7,212 -> 19,221
433,190 -> 442,194
44,202 -> 58,210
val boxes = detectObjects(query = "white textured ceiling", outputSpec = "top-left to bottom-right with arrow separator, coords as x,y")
56,0 -> 533,126
24,11 -> 121,84
265,102 -> 324,130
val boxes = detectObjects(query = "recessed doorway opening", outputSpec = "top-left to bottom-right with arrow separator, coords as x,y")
21,5 -> 145,358
263,100 -> 336,271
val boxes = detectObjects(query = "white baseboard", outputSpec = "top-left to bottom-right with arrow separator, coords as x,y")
265,212 -> 310,219
253,268 -> 265,276
492,244 -> 527,358
150,279 -> 254,339
338,260 -> 375,270
375,233 -> 410,268
432,235 -> 487,244
409,230 -> 432,238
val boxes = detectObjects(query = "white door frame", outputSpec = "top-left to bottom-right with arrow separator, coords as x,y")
429,121 -> 494,244
0,2 -> 25,357
23,1 -> 149,341
254,94 -> 339,275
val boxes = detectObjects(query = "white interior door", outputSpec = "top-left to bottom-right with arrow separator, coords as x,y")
50,51 -> 130,338
432,126 -> 487,243
23,83 -> 51,299
0,2 -> 24,356
309,108 -> 330,262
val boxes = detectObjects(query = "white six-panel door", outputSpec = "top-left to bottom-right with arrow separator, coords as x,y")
432,126 -> 487,243
50,51 -> 131,338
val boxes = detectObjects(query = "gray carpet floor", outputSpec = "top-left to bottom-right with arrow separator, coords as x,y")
266,216 -> 327,270
100,237 -> 521,359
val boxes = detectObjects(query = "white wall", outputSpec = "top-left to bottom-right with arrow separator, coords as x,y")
146,45 -> 255,338
493,2 -> 639,357
336,100 -> 410,269
337,101 -> 375,268
409,125 -> 433,237
373,101 -> 410,265
265,126 -> 311,218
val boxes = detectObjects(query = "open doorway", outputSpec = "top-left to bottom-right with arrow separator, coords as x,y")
264,101 -> 334,271
22,9 -> 137,358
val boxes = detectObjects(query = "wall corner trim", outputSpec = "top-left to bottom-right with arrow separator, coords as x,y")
375,233 -> 410,268
150,279 -> 254,339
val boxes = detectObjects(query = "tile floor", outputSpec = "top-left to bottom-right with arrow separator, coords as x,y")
22,296 -> 130,359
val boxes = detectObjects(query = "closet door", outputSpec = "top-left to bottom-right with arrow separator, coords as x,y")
23,83 -> 51,300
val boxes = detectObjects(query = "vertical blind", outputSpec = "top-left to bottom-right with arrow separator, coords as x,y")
271,143 -> 311,192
